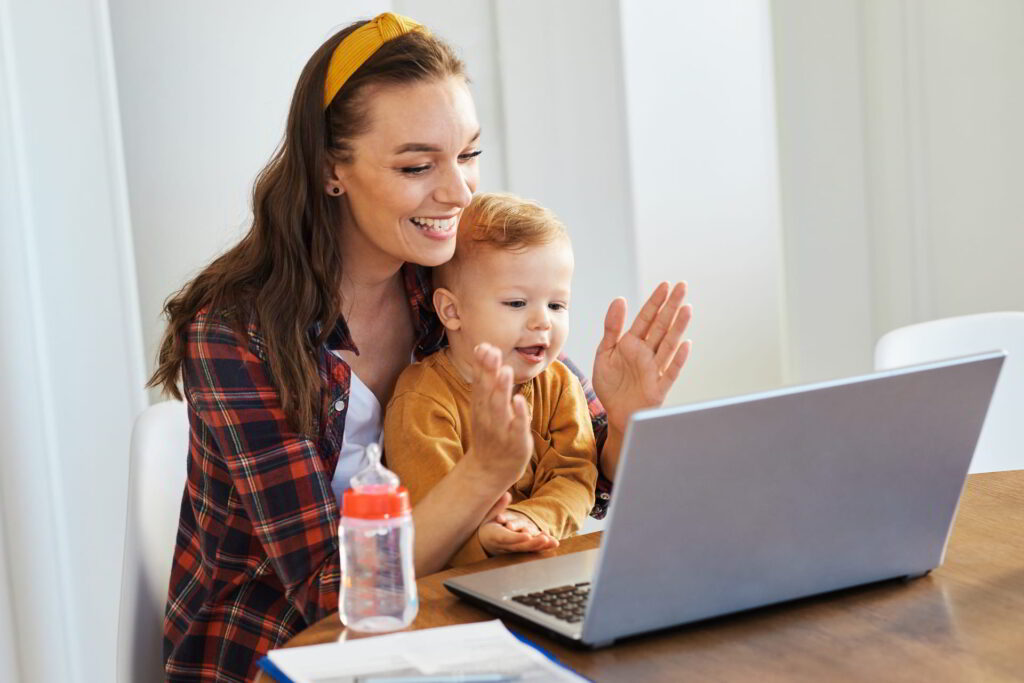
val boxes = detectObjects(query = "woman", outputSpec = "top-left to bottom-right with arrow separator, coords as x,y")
149,13 -> 691,682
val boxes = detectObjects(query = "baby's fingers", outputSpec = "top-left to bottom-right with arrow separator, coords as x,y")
503,517 -> 537,534
511,394 -> 529,429
490,365 -> 515,422
487,524 -> 534,548
502,534 -> 559,553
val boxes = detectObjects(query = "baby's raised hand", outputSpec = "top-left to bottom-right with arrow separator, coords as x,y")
467,343 -> 533,489
479,510 -> 559,556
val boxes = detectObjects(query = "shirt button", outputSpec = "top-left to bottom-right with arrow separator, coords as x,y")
334,399 -> 346,412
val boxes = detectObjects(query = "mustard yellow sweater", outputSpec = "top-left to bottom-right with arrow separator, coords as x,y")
383,350 -> 598,567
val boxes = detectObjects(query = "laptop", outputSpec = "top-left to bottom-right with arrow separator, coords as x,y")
444,351 -> 1005,648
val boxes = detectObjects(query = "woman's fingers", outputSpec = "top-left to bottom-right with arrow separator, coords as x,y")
658,339 -> 692,394
596,297 -> 628,356
645,282 -> 688,351
626,281 -> 670,341
653,301 -> 692,374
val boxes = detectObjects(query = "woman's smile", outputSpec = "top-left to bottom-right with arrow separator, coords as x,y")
409,213 -> 460,241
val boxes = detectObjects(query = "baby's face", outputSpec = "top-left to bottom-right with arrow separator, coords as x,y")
456,237 -> 573,383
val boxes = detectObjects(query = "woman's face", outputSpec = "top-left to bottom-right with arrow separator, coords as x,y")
333,76 -> 481,269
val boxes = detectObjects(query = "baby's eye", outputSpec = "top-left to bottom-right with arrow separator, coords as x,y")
503,300 -> 526,309
548,302 -> 567,311
399,164 -> 431,176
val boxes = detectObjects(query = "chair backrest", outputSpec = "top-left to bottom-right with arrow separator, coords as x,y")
875,311 -> 1024,473
117,400 -> 189,683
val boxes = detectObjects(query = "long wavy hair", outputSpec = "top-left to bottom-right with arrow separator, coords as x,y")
147,21 -> 465,434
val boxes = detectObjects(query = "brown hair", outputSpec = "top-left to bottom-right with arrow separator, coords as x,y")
147,22 -> 465,434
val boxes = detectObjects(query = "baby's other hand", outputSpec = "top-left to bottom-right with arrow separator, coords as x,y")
479,511 -> 559,556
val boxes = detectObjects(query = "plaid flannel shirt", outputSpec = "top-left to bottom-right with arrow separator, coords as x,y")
163,263 -> 611,682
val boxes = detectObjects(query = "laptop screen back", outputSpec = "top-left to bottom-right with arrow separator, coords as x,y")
582,352 -> 1004,645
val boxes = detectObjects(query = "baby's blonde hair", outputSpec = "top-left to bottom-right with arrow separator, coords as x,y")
438,192 -> 568,288
456,192 -> 567,252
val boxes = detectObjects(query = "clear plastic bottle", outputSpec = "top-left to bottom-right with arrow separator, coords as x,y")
338,443 -> 418,632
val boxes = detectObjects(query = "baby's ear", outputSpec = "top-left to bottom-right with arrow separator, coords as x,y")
432,287 -> 462,331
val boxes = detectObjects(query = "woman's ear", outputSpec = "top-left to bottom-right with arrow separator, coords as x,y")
324,159 -> 347,197
432,287 -> 462,331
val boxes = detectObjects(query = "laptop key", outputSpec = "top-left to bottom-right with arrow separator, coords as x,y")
508,584 -> 592,625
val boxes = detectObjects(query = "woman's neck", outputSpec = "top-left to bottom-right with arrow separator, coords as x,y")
337,217 -> 406,318
340,268 -> 405,324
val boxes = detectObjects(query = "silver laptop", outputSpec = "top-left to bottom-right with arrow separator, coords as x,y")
444,352 -> 1005,647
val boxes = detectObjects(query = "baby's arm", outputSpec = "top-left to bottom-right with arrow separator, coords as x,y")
506,365 -> 598,539
384,389 -> 491,567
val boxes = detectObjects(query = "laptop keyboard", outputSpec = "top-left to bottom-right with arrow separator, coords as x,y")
509,582 -> 590,623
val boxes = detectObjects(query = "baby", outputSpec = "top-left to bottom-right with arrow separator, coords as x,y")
383,192 -> 598,567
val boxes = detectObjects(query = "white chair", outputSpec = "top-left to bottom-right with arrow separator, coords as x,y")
117,400 -> 190,683
875,312 -> 1024,473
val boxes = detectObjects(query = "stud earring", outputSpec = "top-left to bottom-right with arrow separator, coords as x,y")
331,187 -> 341,195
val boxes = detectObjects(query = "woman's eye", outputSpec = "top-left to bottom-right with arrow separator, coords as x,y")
399,164 -> 431,176
503,300 -> 526,309
399,150 -> 479,175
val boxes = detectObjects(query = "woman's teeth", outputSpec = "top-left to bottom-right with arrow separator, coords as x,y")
411,216 -> 457,232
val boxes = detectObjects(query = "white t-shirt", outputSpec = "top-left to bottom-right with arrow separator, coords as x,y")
330,361 -> 382,504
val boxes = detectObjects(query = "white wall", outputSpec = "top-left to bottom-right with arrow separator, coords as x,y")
771,0 -> 875,385
863,0 -> 1024,334
621,0 -> 787,404
772,0 -> 1024,387
0,0 -> 146,681
108,0 -> 390,400
0,499 -> 18,683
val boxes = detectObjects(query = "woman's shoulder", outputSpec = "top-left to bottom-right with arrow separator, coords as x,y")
186,305 -> 267,361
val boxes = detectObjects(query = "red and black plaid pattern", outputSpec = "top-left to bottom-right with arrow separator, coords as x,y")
163,263 -> 610,681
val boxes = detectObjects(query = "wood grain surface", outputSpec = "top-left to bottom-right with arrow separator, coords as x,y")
282,471 -> 1024,682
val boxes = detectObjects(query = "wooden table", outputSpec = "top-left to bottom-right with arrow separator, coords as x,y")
284,471 -> 1024,681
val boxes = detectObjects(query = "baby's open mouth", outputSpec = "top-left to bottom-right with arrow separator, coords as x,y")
516,346 -> 546,362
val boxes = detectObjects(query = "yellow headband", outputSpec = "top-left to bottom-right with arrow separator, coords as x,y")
323,12 -> 427,109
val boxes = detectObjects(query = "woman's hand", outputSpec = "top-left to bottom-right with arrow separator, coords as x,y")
479,510 -> 559,556
593,281 -> 692,434
465,343 -> 533,490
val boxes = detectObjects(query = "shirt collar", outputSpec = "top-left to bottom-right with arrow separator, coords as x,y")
317,263 -> 446,356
